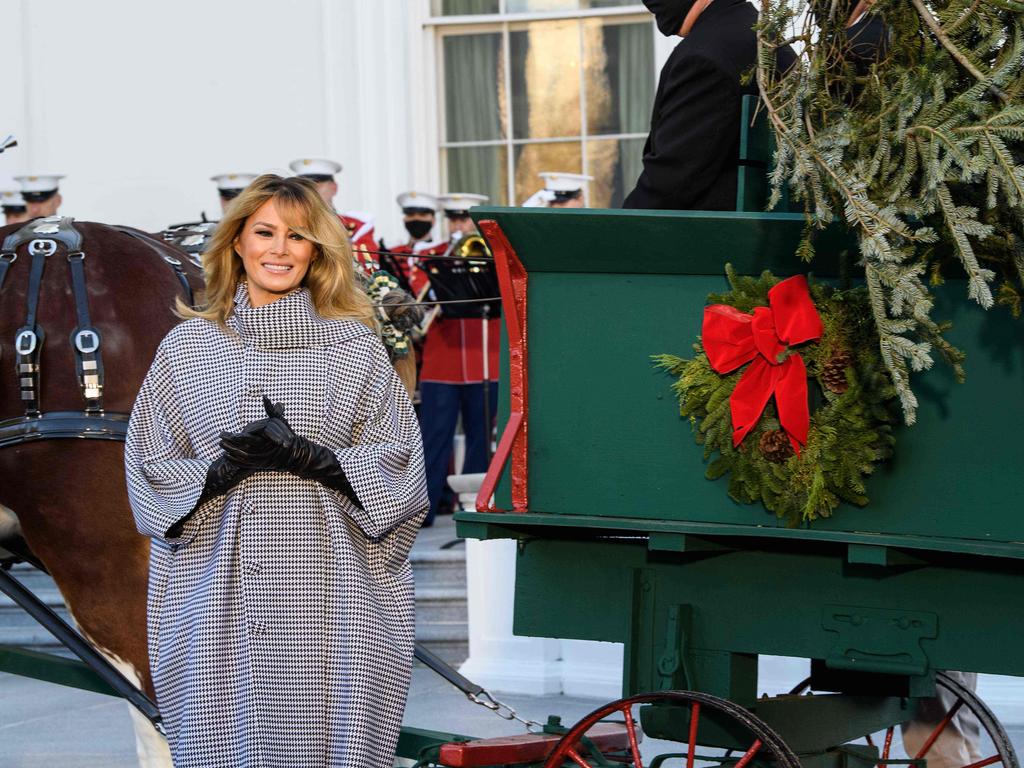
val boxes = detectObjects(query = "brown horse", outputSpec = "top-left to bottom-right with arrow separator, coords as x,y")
0,218 -> 203,764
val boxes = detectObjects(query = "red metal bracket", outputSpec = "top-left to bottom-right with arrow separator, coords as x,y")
437,723 -> 630,767
475,219 -> 528,513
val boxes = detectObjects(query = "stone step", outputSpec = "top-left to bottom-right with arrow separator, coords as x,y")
0,624 -> 71,649
0,556 -> 473,664
0,581 -> 65,606
415,587 -> 467,624
415,619 -> 468,644
410,548 -> 466,588
2,564 -> 58,586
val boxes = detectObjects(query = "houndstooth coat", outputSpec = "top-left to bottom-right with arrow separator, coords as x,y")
125,282 -> 428,768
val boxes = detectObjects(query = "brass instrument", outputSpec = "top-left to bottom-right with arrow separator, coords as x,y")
449,233 -> 490,261
417,233 -> 493,336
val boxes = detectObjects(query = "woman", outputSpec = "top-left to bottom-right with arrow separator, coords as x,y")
125,175 -> 428,767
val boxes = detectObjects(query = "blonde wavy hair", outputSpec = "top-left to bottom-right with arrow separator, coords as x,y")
177,174 -> 377,330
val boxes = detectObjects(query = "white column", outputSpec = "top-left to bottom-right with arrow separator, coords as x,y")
561,640 -> 624,699
451,473 -> 562,695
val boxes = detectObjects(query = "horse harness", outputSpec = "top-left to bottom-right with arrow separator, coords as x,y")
0,217 -> 193,448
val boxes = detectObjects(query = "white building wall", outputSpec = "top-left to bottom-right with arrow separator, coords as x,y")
0,0 -> 433,242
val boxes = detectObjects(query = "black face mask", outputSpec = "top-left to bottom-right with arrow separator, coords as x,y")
405,219 -> 433,240
643,0 -> 697,36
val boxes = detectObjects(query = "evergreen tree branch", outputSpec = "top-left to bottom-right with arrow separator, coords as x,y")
910,0 -> 1010,103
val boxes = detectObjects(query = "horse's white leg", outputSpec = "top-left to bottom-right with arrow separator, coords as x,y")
96,649 -> 172,768
95,648 -> 172,767
70,620 -> 173,768
126,702 -> 173,768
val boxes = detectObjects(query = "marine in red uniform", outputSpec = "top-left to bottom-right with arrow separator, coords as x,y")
380,191 -> 438,296
289,157 -> 379,274
417,193 -> 500,526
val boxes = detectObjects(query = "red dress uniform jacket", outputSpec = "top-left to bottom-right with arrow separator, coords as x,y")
419,316 -> 501,384
386,242 -> 431,297
339,212 -> 378,275
415,238 -> 500,384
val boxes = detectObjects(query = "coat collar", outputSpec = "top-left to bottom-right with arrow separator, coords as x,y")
226,281 -> 372,349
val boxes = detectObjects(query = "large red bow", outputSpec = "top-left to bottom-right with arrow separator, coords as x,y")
702,275 -> 822,454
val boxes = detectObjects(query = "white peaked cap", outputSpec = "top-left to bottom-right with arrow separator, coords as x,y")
521,189 -> 556,207
15,174 -> 65,194
439,192 -> 489,213
540,171 -> 593,193
289,158 -> 342,177
397,191 -> 439,211
1,189 -> 26,207
210,172 -> 258,191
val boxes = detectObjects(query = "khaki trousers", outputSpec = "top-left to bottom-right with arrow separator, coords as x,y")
901,672 -> 983,768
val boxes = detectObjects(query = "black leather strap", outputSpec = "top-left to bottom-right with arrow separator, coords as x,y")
0,250 -> 16,294
0,411 -> 128,449
2,217 -> 83,253
66,248 -> 104,412
14,239 -> 53,416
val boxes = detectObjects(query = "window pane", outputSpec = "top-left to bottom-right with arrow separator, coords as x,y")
444,34 -> 506,142
445,145 -> 509,205
584,19 -> 654,135
586,137 -> 645,207
510,21 -> 581,140
506,0 -> 639,11
513,141 -> 582,205
433,0 -> 500,15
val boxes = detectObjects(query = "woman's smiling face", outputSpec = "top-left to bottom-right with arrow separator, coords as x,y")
235,198 -> 317,307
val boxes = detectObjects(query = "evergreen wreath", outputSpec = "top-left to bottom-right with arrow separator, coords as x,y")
655,267 -> 899,525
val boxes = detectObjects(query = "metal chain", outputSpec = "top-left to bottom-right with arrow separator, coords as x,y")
466,688 -> 545,732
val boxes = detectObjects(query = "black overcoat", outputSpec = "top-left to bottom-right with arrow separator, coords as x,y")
623,0 -> 794,211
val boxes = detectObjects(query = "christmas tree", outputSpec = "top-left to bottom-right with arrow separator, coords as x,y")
756,0 -> 1024,423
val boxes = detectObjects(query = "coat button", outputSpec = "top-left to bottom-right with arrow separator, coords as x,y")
243,560 -> 263,576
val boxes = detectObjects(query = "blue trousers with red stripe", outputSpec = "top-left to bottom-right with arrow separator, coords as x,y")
419,381 -> 499,525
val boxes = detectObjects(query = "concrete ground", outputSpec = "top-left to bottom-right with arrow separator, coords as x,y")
1,516 -> 1021,764
0,667 -> 1022,766
0,666 -> 607,766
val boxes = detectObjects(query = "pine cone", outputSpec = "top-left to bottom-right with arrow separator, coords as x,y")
822,350 -> 854,394
758,430 -> 794,463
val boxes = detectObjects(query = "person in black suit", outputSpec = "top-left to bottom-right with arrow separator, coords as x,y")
624,0 -> 794,211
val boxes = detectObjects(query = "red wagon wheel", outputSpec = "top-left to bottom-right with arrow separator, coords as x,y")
542,690 -> 800,768
788,671 -> 1019,768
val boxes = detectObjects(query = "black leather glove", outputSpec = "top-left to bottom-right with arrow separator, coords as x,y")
220,397 -> 362,508
166,457 -> 251,539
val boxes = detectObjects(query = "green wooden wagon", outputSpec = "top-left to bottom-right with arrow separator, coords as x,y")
444,101 -> 1024,767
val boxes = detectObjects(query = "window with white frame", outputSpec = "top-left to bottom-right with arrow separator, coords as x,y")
430,1 -> 656,208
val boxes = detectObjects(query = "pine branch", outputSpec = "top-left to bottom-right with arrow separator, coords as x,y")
910,0 -> 1009,103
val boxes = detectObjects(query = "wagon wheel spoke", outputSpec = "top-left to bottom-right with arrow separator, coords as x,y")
878,725 -> 894,767
686,702 -> 700,768
543,691 -> 799,768
962,756 -> 1003,768
621,705 -> 645,768
914,697 -> 966,760
733,739 -> 763,768
567,747 -> 595,768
